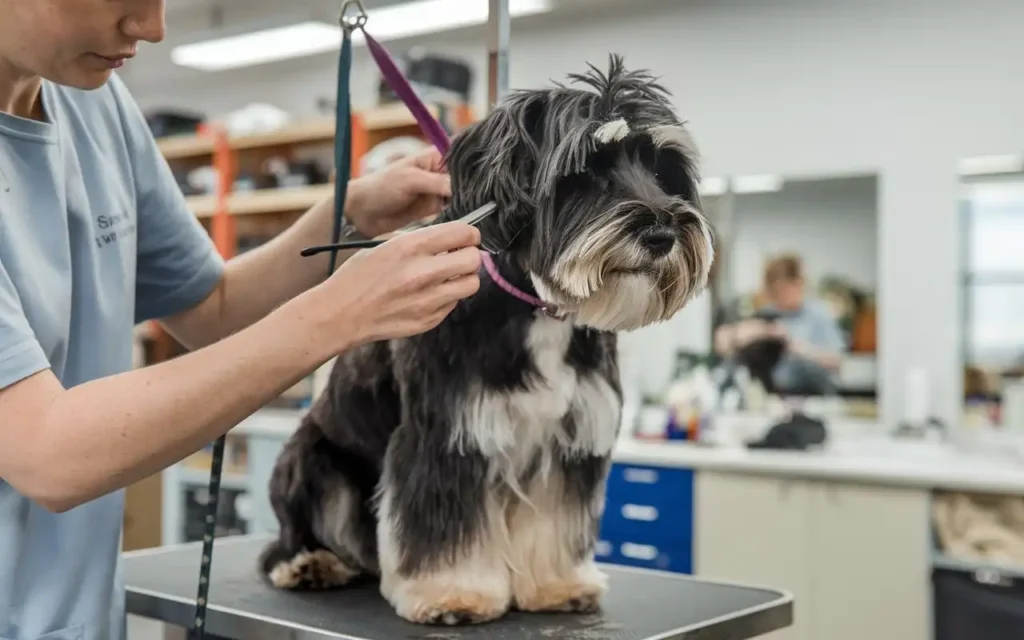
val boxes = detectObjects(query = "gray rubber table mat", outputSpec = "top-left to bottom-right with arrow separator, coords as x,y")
125,535 -> 792,640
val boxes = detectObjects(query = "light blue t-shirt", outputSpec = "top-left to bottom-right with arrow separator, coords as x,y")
764,298 -> 846,393
0,75 -> 224,639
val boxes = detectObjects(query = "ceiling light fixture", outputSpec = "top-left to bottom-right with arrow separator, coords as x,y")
171,0 -> 554,72
731,174 -> 784,194
957,154 -> 1024,177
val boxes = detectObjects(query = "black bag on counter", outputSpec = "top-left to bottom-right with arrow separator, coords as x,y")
746,413 -> 827,451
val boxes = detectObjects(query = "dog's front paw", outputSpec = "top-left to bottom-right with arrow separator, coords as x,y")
392,588 -> 509,625
513,563 -> 609,613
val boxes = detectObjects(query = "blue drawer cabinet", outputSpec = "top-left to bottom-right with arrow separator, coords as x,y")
598,462 -> 694,574
595,537 -> 693,574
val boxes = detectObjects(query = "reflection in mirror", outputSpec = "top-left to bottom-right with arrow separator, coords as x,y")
708,172 -> 880,419
959,164 -> 1024,430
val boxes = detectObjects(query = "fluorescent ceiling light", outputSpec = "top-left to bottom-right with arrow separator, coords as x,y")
699,176 -> 727,197
172,0 -> 554,72
957,154 -> 1024,177
172,21 -> 341,71
732,174 -> 784,194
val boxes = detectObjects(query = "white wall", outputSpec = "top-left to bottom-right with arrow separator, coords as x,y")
728,175 -> 879,297
126,0 -> 1024,425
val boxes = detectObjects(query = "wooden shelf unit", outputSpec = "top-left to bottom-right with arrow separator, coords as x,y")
185,184 -> 335,218
157,102 -> 461,162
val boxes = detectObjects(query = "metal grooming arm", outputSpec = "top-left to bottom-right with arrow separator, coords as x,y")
487,0 -> 510,108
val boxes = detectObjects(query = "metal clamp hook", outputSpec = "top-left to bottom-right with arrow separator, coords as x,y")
339,0 -> 368,31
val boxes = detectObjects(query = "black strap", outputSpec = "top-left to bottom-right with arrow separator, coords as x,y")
187,435 -> 224,640
328,22 -> 356,275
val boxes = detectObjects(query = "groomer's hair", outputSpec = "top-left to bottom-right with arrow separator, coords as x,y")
763,253 -> 803,289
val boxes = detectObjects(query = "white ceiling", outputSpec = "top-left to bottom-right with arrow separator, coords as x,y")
130,0 -> 647,86
161,0 -> 645,43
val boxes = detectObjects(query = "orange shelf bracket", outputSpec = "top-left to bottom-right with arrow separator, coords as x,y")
199,123 -> 238,260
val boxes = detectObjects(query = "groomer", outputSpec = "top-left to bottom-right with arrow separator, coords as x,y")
760,253 -> 845,394
0,2 -> 482,639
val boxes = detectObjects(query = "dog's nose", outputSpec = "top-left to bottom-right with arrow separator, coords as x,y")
641,230 -> 676,257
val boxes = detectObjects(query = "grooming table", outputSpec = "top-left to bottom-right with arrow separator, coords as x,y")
124,534 -> 792,640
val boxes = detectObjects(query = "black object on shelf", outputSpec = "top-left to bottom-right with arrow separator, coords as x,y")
145,109 -> 205,138
275,159 -> 330,188
257,157 -> 331,190
934,567 -> 1024,640
172,167 -> 205,196
377,51 -> 473,104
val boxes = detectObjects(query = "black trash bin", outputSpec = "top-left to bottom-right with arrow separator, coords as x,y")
933,567 -> 1024,640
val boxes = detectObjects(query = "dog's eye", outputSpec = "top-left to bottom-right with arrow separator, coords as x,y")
653,148 -> 697,201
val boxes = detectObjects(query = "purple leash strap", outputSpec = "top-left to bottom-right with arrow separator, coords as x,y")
481,252 -> 567,320
362,31 -> 452,155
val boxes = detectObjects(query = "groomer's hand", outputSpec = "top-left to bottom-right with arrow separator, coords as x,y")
345,147 -> 451,239
321,221 -> 482,348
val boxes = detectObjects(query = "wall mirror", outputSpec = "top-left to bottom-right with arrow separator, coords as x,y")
706,171 -> 880,419
959,157 -> 1024,431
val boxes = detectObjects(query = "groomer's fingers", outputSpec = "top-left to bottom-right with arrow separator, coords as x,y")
406,168 -> 452,199
429,301 -> 459,326
402,146 -> 445,172
401,221 -> 481,255
421,246 -> 483,284
428,272 -> 481,306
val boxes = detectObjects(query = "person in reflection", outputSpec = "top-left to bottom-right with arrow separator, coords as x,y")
713,252 -> 846,396
758,253 -> 846,394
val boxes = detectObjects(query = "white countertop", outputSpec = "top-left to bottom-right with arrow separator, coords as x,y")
612,428 -> 1024,495
230,406 -> 1024,496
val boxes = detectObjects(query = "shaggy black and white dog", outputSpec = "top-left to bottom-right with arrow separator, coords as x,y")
259,55 -> 715,625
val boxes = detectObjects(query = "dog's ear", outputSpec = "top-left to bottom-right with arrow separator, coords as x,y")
444,90 -> 549,251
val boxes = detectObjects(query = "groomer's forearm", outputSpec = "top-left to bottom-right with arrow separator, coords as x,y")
213,195 -> 348,339
37,289 -> 343,512
167,186 -> 369,349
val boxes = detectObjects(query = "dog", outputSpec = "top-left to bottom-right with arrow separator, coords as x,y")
258,54 -> 715,626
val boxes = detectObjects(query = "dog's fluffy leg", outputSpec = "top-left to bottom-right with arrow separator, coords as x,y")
507,453 -> 611,613
376,432 -> 511,625
260,422 -> 374,590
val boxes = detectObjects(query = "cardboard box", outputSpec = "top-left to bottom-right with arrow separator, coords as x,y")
123,473 -> 162,551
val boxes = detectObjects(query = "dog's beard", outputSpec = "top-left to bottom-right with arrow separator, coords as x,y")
531,202 -> 715,332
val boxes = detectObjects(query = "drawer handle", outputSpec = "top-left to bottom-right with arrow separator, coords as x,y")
595,540 -> 613,556
620,542 -> 659,561
623,468 -> 659,484
621,504 -> 659,521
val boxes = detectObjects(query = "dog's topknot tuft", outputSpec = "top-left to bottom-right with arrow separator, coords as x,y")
561,53 -> 673,119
